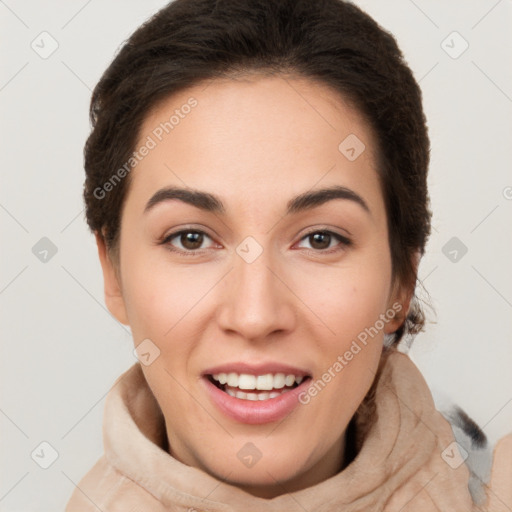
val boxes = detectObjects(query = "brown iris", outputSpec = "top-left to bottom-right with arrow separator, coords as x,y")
308,232 -> 332,250
180,231 -> 204,250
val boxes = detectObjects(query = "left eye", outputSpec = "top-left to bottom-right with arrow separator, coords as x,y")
296,231 -> 349,251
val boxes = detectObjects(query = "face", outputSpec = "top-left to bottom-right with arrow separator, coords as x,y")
97,75 -> 409,497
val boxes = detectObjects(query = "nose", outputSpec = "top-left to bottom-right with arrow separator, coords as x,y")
216,247 -> 297,342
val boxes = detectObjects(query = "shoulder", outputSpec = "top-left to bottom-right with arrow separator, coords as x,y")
64,454 -> 167,511
65,456 -> 120,511
433,391 -> 512,510
437,403 -> 492,505
486,433 -> 512,512
386,350 -> 507,508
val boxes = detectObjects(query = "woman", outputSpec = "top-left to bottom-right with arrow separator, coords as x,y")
66,0 -> 511,510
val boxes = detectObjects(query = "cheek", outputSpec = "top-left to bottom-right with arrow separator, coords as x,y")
297,269 -> 390,437
316,287 -> 387,380
120,244 -> 211,341
291,254 -> 392,414
294,258 -> 392,340
120,255 -> 212,430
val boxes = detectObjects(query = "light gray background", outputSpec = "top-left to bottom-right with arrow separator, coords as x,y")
1,1 -> 511,510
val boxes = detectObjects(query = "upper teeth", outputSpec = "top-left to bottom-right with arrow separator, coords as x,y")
212,372 -> 304,390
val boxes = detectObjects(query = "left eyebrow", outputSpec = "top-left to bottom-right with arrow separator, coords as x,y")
143,185 -> 370,216
286,185 -> 370,215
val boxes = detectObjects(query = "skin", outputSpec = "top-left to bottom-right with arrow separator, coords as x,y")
97,74 -> 412,498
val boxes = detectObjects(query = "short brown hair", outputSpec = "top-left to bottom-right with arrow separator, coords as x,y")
83,0 -> 431,343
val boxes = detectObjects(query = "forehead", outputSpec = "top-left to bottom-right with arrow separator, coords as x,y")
129,74 -> 382,213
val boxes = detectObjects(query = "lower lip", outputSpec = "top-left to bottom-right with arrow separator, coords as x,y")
202,377 -> 310,425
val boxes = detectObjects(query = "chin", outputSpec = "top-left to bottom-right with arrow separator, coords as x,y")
224,463 -> 306,498
196,439 -> 316,496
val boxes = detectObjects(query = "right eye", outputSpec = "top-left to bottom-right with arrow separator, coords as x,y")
162,229 -> 218,253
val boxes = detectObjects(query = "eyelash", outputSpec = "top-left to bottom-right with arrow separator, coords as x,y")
160,228 -> 352,257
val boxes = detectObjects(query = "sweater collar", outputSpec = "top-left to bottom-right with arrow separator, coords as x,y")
103,351 -> 474,511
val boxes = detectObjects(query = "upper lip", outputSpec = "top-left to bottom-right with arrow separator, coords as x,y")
202,362 -> 311,377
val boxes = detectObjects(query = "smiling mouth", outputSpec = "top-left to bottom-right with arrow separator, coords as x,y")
206,372 -> 311,401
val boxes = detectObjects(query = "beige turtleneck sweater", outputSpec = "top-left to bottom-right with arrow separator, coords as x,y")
65,351 -> 511,511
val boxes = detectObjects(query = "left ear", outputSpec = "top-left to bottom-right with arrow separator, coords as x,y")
384,250 -> 421,334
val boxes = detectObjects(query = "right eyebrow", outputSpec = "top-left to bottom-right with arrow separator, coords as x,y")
144,187 -> 225,214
